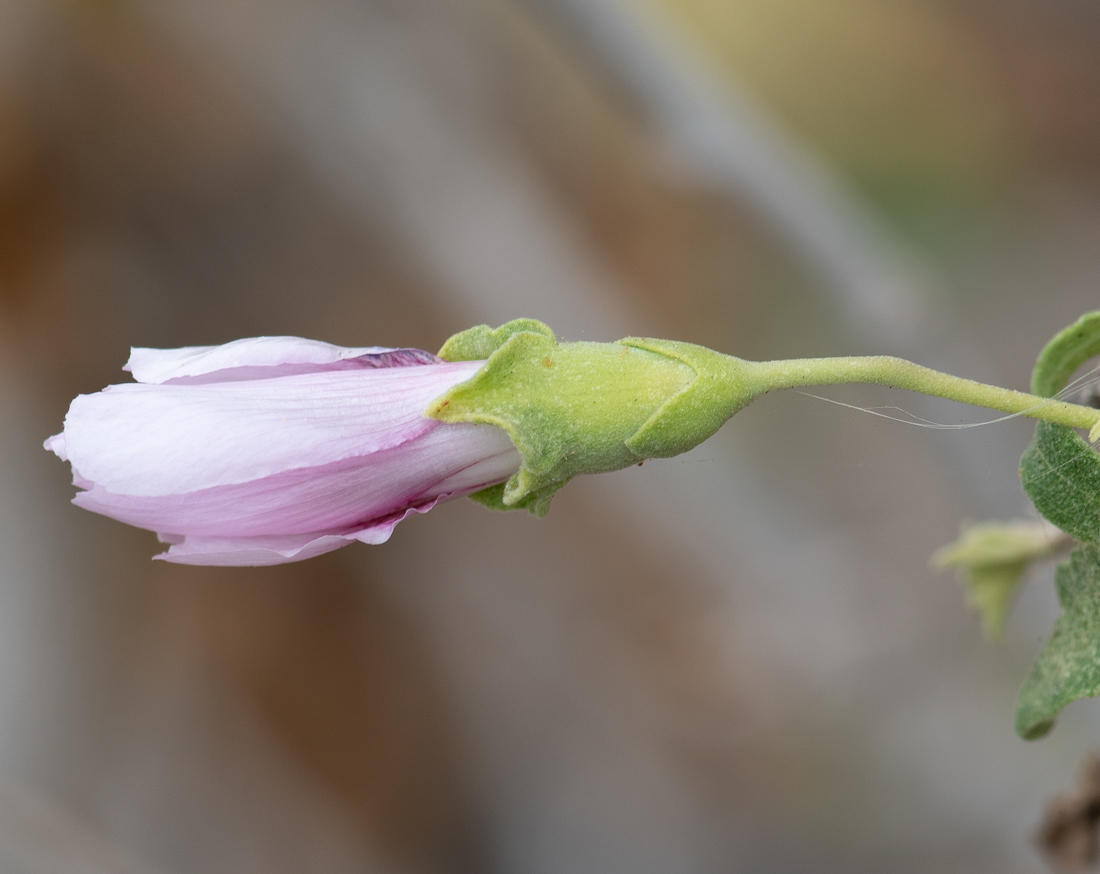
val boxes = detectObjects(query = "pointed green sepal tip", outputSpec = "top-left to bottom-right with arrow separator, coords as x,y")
431,319 -> 761,513
619,337 -> 757,459
467,482 -> 556,517
438,319 -> 557,363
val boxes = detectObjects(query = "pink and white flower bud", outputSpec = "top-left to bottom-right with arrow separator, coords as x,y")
44,337 -> 521,566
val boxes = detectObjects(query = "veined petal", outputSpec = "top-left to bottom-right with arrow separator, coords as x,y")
62,361 -> 486,496
71,423 -> 520,536
154,530 -> 362,566
126,336 -> 440,385
155,496 -> 457,566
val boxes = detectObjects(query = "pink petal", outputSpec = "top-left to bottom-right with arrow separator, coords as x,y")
46,433 -> 94,488
71,423 -> 520,536
154,531 -> 360,566
62,361 -> 485,496
47,333 -> 521,566
125,336 -> 440,385
154,499 -> 449,566
44,433 -> 67,461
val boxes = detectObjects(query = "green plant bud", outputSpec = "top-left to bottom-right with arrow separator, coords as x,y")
430,319 -> 758,514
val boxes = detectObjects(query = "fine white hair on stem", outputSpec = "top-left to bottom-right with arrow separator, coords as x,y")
793,364 -> 1100,489
794,361 -> 1100,433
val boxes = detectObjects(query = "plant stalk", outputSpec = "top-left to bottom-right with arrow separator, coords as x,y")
745,356 -> 1100,438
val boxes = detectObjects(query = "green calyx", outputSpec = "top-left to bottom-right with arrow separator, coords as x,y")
430,319 -> 759,515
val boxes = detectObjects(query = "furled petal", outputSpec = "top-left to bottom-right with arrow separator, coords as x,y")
45,334 -> 525,566
125,336 -> 440,385
70,423 -> 520,536
155,498 -> 450,566
62,361 -> 486,496
155,530 -> 364,566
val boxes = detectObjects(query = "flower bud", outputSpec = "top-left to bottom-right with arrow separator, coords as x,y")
46,322 -> 761,565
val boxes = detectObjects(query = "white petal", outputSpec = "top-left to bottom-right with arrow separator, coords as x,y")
125,336 -> 439,384
153,502 -> 449,565
62,361 -> 486,496
69,423 -> 519,536
43,433 -> 68,461
154,531 -> 358,566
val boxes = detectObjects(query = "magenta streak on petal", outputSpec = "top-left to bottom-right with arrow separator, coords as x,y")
73,423 -> 520,537
158,351 -> 444,385
62,361 -> 486,496
125,336 -> 441,385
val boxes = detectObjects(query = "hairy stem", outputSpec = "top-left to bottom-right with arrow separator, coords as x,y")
745,356 -> 1100,436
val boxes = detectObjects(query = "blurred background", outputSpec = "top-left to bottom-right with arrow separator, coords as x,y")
2,0 -> 1100,871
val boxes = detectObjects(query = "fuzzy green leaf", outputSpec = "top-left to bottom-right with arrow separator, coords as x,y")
1021,424 -> 1100,544
1030,312 -> 1100,399
1014,314 -> 1100,738
1017,544 -> 1100,739
1021,312 -> 1100,544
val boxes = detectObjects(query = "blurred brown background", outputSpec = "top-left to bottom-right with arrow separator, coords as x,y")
3,0 -> 1100,871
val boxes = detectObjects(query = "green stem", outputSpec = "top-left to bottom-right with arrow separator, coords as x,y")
744,355 -> 1100,436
